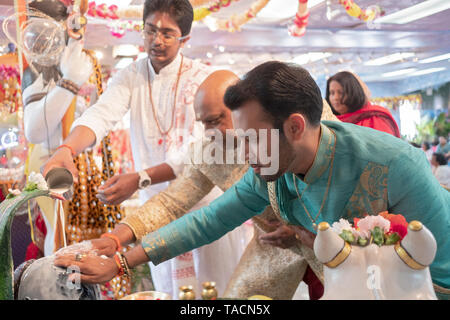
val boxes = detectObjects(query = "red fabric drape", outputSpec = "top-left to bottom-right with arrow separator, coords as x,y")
337,103 -> 401,138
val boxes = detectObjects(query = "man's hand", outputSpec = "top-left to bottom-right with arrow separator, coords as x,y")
41,147 -> 78,183
290,225 -> 316,249
54,254 -> 118,285
259,222 -> 297,249
96,173 -> 139,205
259,221 -> 316,249
90,238 -> 117,257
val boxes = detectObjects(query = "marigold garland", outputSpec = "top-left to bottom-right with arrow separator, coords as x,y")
91,0 -> 270,34
210,0 -> 270,32
194,0 -> 240,21
338,0 -> 384,22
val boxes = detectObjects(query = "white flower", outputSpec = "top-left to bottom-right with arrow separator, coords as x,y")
8,188 -> 21,196
28,171 -> 48,190
331,218 -> 353,235
357,215 -> 390,238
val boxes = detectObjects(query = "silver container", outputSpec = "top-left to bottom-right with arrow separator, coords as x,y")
45,167 -> 74,200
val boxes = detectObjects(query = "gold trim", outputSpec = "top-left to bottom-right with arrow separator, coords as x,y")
120,217 -> 147,241
325,241 -> 351,268
395,242 -> 427,270
267,181 -> 286,225
409,221 -> 423,231
318,221 -> 330,231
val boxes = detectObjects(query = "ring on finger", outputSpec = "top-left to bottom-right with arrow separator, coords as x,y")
75,253 -> 86,261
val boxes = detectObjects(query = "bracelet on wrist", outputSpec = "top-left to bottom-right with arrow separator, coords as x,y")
101,233 -> 123,252
56,144 -> 76,157
115,252 -> 131,278
113,254 -> 125,277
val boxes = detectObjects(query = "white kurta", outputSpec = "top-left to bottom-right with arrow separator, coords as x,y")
73,54 -> 250,298
72,54 -> 207,199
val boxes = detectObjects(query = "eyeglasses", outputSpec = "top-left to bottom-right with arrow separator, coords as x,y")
142,27 -> 188,45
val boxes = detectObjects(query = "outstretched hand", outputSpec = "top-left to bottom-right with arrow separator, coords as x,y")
259,221 -> 316,249
54,253 -> 118,285
259,221 -> 297,249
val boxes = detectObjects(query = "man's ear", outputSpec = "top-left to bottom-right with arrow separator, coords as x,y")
282,113 -> 306,143
180,35 -> 191,48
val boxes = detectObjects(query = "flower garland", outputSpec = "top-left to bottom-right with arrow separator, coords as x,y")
338,0 -> 384,22
204,0 -> 270,32
331,211 -> 408,246
6,171 -> 48,199
0,64 -> 21,114
194,0 -> 240,22
87,2 -> 119,20
90,0 -> 270,35
108,20 -> 143,38
190,0 -> 215,8
289,0 -> 309,37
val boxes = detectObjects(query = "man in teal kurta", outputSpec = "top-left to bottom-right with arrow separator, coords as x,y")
55,62 -> 450,297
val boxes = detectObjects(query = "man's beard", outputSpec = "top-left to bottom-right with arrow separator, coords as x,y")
257,137 -> 295,182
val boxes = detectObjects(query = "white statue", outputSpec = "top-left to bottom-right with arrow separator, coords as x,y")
314,216 -> 437,300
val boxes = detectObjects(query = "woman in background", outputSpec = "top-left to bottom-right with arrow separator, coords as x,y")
326,71 -> 401,138
431,153 -> 450,188
422,141 -> 434,163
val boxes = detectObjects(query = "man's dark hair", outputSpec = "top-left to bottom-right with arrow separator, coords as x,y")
433,153 -> 448,166
143,0 -> 193,37
325,71 -> 367,115
224,61 -> 323,131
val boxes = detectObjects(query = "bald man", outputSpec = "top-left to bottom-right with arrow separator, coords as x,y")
57,70 -> 340,299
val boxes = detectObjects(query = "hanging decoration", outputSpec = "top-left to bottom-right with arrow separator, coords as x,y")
190,0 -> 215,7
87,2 -> 119,20
288,0 -> 309,37
202,0 -> 270,32
193,0 -> 240,21
108,20 -> 143,38
0,65 -> 21,115
86,0 -> 270,35
338,0 -> 384,22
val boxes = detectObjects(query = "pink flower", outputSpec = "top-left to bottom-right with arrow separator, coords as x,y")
357,215 -> 390,239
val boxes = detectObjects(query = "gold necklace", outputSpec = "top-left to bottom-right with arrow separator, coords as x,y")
146,55 -> 184,143
292,129 -> 336,230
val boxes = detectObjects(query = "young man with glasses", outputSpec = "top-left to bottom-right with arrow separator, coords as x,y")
43,0 -> 250,298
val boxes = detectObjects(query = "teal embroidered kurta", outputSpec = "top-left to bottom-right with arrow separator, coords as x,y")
142,121 -> 450,288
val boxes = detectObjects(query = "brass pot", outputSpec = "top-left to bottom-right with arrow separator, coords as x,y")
179,285 -> 195,300
201,282 -> 218,300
